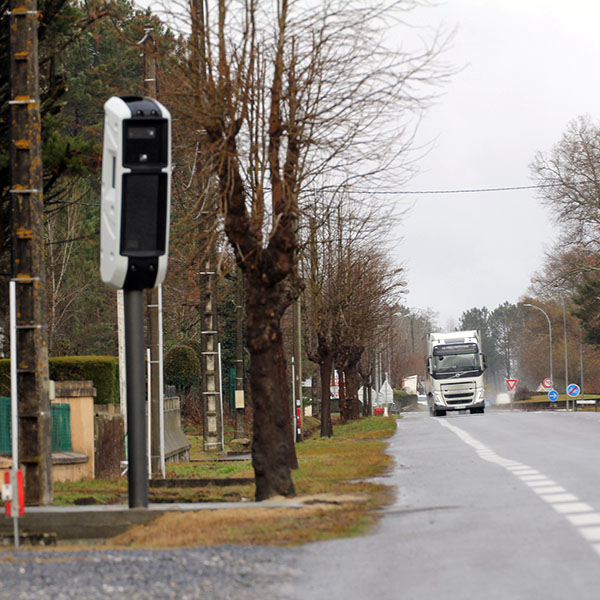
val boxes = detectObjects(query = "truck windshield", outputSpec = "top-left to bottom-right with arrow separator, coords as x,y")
432,343 -> 481,376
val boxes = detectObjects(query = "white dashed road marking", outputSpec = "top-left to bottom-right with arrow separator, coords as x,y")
437,417 -> 600,558
531,486 -> 566,495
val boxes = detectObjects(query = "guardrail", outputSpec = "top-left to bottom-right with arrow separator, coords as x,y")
494,397 -> 600,411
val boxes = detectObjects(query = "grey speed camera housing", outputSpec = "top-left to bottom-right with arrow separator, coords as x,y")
100,96 -> 171,290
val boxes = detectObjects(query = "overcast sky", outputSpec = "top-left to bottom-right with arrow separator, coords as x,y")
391,0 -> 600,328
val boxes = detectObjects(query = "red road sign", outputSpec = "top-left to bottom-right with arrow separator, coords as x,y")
543,378 -> 553,389
506,379 -> 518,391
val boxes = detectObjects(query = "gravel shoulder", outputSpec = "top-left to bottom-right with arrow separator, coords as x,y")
0,546 -> 299,600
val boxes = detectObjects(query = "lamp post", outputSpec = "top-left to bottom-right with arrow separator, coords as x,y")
562,298 -> 569,410
523,303 -> 553,390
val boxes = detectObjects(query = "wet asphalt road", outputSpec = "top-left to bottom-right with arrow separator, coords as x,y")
5,410 -> 600,599
283,410 -> 600,599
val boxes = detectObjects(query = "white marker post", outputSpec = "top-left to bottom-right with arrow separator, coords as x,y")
9,281 -> 20,547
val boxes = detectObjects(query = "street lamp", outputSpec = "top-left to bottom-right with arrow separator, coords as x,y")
530,278 -> 570,407
523,303 -> 553,389
561,297 -> 569,409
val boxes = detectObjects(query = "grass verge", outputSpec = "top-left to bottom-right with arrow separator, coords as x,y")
54,415 -> 398,548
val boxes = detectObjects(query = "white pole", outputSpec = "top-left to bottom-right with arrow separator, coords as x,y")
217,342 -> 224,451
146,348 -> 152,477
291,356 -> 296,442
9,281 -> 17,469
157,284 -> 166,477
117,290 -> 127,418
562,299 -> 569,410
9,281 -> 20,546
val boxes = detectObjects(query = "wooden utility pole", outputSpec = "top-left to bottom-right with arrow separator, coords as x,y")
141,26 -> 164,476
8,0 -> 53,505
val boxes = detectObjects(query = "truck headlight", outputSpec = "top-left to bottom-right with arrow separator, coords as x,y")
477,388 -> 485,401
433,391 -> 444,405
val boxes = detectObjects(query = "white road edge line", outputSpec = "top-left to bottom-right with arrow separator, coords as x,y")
436,418 -> 600,558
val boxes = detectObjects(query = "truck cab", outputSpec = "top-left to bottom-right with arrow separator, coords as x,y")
425,330 -> 486,416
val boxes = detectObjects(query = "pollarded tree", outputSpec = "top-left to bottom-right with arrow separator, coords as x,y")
335,247 -> 405,422
159,0 -> 446,499
302,209 -> 341,437
302,191 -> 403,431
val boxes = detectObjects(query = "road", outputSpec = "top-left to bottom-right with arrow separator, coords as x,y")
4,410 -> 600,599
282,410 -> 600,599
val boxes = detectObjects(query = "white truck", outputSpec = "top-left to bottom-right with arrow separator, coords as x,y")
425,330 -> 487,416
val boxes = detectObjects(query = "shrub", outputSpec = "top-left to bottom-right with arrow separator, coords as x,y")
165,345 -> 201,392
0,356 -> 120,405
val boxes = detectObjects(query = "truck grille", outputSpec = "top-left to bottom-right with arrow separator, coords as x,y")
447,396 -> 473,405
441,382 -> 476,405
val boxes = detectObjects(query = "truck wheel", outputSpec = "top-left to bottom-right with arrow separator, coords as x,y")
470,407 -> 484,414
434,409 -> 446,417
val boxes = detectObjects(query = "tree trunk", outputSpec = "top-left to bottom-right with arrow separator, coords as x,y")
362,374 -> 371,417
246,274 -> 297,501
319,353 -> 334,437
349,367 -> 361,420
343,365 -> 361,421
338,365 -> 348,423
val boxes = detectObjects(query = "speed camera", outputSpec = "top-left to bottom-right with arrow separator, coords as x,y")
100,96 -> 171,290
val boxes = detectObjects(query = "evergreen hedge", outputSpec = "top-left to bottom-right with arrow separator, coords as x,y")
0,356 -> 120,405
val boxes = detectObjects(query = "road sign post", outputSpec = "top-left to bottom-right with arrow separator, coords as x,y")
505,379 -> 518,411
567,384 -> 581,410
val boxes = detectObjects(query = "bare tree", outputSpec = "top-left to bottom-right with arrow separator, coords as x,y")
302,194 -> 405,428
158,0 -> 446,499
335,247 -> 404,421
531,115 -> 600,286
389,305 -> 433,388
529,115 -> 600,345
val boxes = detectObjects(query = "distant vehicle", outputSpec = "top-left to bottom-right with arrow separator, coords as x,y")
403,375 -> 419,395
425,330 -> 487,417
495,393 -> 511,405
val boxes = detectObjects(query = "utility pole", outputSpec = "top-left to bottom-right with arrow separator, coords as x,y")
192,0 -> 223,452
233,268 -> 245,440
200,232 -> 223,451
8,0 -> 53,505
140,26 -> 164,476
292,298 -> 303,441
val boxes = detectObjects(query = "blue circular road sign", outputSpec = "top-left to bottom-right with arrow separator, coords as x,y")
548,389 -> 559,402
567,384 -> 581,398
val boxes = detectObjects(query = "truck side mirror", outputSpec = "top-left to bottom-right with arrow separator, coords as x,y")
481,353 -> 487,369
426,356 -> 432,374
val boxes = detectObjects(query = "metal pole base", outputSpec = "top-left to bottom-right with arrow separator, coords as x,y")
124,289 -> 148,508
